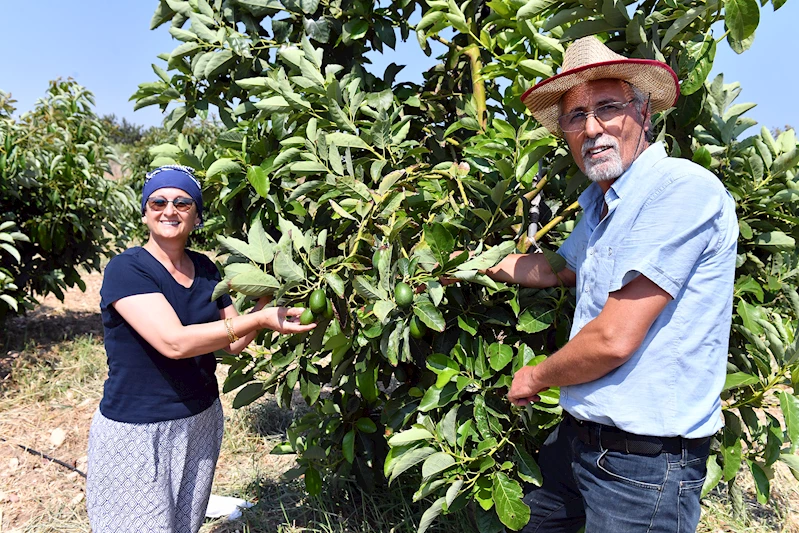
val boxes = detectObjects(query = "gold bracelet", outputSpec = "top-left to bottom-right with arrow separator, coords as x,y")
224,317 -> 240,343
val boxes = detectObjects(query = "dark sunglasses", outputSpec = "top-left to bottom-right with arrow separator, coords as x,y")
146,196 -> 195,212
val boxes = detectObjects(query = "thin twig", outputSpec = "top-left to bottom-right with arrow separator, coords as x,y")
0,436 -> 87,478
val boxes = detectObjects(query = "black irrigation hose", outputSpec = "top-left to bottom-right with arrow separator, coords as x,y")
0,436 -> 87,478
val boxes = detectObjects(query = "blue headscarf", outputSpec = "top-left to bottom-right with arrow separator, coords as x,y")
141,165 -> 204,221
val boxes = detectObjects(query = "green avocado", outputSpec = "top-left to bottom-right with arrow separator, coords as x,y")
394,282 -> 413,308
309,289 -> 327,314
300,308 -> 315,325
409,315 -> 427,339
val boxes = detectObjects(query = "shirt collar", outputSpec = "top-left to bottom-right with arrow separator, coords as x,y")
575,142 -> 668,219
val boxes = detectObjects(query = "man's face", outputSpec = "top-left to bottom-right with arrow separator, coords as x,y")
560,79 -> 648,183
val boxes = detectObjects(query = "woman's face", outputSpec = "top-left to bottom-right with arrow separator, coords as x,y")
142,187 -> 199,241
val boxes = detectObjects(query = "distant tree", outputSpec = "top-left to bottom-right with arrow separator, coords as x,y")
101,114 -> 148,145
772,125 -> 795,138
0,80 -> 138,322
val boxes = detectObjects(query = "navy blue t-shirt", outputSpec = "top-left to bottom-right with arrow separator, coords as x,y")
99,247 -> 233,423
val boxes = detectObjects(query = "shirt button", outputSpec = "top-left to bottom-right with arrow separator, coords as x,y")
608,247 -> 613,255
584,286 -> 590,293
588,249 -> 594,256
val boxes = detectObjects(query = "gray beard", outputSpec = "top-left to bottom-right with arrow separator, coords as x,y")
582,136 -> 624,182
585,154 -> 624,182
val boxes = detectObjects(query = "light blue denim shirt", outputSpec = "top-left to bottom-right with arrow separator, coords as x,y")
557,142 -> 738,438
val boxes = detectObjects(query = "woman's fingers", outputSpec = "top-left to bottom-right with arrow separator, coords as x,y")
283,307 -> 304,319
274,307 -> 316,333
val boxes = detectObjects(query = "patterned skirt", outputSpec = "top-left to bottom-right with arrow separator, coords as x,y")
86,399 -> 224,533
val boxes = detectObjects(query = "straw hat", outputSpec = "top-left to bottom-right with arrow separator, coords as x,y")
520,36 -> 679,135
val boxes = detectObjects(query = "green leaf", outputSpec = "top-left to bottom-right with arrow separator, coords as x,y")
273,250 -> 305,283
701,454 -> 724,497
326,132 -> 369,150
217,235 -> 252,259
418,497 -> 446,533
337,175 -> 372,202
246,166 -> 269,198
389,446 -> 437,484
342,430 -> 355,463
305,466 -> 322,496
247,218 -> 274,264
692,146 -> 713,168
518,59 -> 554,79
517,307 -> 555,334
754,231 -> 795,250
419,382 -> 460,412
374,300 -> 396,322
723,372 -> 759,391
427,354 -> 460,386
748,460 -> 770,504
441,405 -> 459,447
517,0 -> 560,20
662,1 -> 714,46
724,0 -> 759,43
457,315 -> 478,335
414,296 -> 446,332
721,438 -> 742,481
278,217 -> 309,253
515,447 -> 543,486
325,272 -> 345,298
204,50 -> 235,78
342,19 -> 369,43
488,343 -> 514,371
474,394 -> 491,439
459,241 -> 516,271
425,223 -> 454,265
422,452 -> 455,479
151,0 -> 176,29
679,35 -> 716,96
354,275 -> 387,301
300,57 -> 326,87
779,391 -> 799,446
388,427 -> 435,446
207,158 -> 241,178
254,95 -> 292,113
289,161 -> 327,174
779,453 -> 799,481
229,269 -> 280,296
737,300 -> 766,334
233,382 -> 265,408
492,472 -> 531,530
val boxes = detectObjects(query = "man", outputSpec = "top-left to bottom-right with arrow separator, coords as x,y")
483,37 -> 738,532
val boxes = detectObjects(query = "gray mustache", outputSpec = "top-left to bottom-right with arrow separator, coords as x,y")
582,136 -> 619,158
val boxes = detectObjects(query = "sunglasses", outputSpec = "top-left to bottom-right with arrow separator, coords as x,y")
146,196 -> 195,212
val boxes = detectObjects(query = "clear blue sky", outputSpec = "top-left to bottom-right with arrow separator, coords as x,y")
1,1 -> 795,133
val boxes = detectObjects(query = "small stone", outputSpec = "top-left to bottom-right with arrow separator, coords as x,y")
49,428 -> 67,448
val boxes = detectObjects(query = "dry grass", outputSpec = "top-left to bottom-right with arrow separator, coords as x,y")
0,271 -> 797,532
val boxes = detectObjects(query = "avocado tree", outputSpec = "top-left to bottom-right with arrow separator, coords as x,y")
135,0 -> 798,529
0,81 -> 138,322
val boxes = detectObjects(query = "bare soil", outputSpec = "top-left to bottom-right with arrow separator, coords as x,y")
0,273 -> 104,531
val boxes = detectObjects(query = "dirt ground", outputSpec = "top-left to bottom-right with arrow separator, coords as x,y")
0,273 -> 104,531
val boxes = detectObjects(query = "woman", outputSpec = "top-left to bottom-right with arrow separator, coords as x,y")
86,165 -> 315,532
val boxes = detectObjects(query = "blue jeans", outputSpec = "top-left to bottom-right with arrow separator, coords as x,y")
522,416 -> 710,532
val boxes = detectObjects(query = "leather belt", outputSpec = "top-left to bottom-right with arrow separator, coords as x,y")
564,412 -> 710,456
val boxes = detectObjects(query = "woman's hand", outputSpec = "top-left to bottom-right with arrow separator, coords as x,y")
259,306 -> 317,334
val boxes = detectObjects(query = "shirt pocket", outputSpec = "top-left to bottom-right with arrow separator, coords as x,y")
581,245 -> 616,307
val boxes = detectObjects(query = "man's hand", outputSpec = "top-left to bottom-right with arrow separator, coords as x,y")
508,366 -> 545,406
259,307 -> 317,334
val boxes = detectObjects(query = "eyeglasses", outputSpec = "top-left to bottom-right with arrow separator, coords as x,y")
146,196 -> 195,212
558,99 -> 636,133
